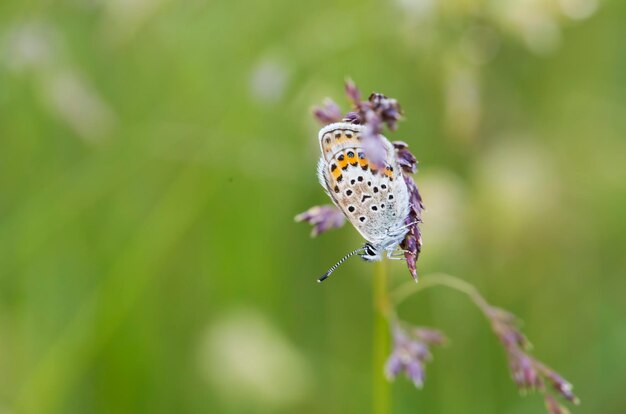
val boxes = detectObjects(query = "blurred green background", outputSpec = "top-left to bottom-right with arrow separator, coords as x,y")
1,0 -> 625,413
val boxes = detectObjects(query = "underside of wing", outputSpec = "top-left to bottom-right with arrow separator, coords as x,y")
320,147 -> 409,245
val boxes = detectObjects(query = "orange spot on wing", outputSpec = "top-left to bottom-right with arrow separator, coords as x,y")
383,165 -> 393,178
346,150 -> 357,165
358,156 -> 368,168
337,154 -> 349,170
368,161 -> 378,174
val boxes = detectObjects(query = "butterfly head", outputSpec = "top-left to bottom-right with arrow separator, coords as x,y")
360,242 -> 381,261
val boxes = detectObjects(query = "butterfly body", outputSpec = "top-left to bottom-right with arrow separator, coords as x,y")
317,122 -> 410,261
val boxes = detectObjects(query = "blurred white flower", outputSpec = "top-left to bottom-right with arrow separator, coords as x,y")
419,170 -> 467,255
521,14 -> 561,55
493,0 -> 562,55
473,137 -> 560,233
199,309 -> 310,409
444,63 -> 481,142
249,58 -> 290,104
1,21 -> 58,72
2,20 -> 116,142
396,0 -> 436,21
40,70 -> 115,142
101,0 -> 170,43
558,0 -> 599,20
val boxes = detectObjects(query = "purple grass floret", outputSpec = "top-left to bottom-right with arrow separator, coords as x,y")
399,168 -> 424,281
295,205 -> 346,237
486,305 -> 579,409
393,140 -> 418,174
345,78 -> 362,104
313,98 -> 343,125
342,111 -> 361,124
385,323 -> 446,389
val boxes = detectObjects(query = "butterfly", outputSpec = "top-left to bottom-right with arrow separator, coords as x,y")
316,122 -> 412,282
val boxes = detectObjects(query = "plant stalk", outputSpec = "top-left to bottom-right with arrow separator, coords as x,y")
373,260 -> 390,414
390,272 -> 491,315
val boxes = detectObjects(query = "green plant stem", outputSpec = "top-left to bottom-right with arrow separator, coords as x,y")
390,272 -> 491,315
373,260 -> 391,414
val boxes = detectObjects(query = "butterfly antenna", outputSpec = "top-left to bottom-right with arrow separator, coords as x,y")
317,247 -> 364,283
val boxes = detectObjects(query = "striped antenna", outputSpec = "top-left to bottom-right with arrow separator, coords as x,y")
317,247 -> 364,283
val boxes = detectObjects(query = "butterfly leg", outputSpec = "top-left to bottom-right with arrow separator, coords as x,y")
386,248 -> 408,260
399,220 -> 420,230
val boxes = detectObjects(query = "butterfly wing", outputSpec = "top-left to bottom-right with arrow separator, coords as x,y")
318,123 -> 409,247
